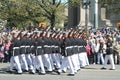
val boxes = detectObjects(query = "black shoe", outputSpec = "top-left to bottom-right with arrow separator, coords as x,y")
36,69 -> 39,73
67,74 -> 75,76
15,72 -> 22,75
56,71 -> 61,75
6,70 -> 13,74
23,70 -> 28,72
46,71 -> 52,74
77,69 -> 81,71
62,70 -> 66,73
13,68 -> 17,71
29,71 -> 35,74
101,67 -> 107,70
81,67 -> 85,69
39,73 -> 46,75
109,68 -> 115,70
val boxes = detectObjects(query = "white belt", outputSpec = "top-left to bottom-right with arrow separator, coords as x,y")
20,46 -> 25,48
54,46 -> 58,48
44,45 -> 51,47
26,46 -> 30,48
70,46 -> 73,48
110,47 -> 113,48
51,45 -> 58,48
74,46 -> 78,47
13,47 -> 19,49
37,46 -> 42,48
78,46 -> 82,48
66,46 -> 72,49
51,45 -> 55,47
31,46 -> 34,48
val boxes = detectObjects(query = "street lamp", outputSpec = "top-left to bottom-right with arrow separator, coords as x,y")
82,0 -> 91,35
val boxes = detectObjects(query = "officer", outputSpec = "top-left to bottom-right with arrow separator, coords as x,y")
101,35 -> 115,70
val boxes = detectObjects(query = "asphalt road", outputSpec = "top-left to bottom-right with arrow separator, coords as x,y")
0,63 -> 120,80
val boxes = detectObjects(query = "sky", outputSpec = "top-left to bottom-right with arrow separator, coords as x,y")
61,0 -> 68,3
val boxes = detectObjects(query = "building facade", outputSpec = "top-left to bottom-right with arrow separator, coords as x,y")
68,0 -> 120,29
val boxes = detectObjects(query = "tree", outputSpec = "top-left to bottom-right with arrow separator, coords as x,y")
37,0 -> 67,30
1,0 -> 87,30
0,0 -> 45,28
0,0 -> 67,30
69,0 -> 82,6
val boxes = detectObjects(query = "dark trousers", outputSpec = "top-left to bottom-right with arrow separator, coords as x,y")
4,52 -> 9,62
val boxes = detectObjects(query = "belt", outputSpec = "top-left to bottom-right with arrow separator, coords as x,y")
20,46 -> 25,48
51,45 -> 58,48
37,46 -> 42,48
54,46 -> 58,48
70,46 -> 73,48
66,46 -> 72,49
13,47 -> 19,49
26,46 -> 30,48
51,45 -> 55,47
110,47 -> 113,48
31,46 -> 34,48
74,46 -> 78,47
44,45 -> 51,47
78,46 -> 82,48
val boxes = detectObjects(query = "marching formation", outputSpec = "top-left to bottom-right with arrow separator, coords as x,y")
7,28 -> 89,76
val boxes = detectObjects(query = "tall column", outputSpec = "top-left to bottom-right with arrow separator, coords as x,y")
94,0 -> 98,30
85,0 -> 89,34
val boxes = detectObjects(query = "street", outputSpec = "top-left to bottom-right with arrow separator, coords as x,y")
0,63 -> 120,80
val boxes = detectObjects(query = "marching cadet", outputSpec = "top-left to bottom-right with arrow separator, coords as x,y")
19,32 -> 29,72
29,32 -> 38,73
77,35 -> 83,68
35,32 -> 46,75
79,36 -> 89,68
57,33 -> 68,74
57,32 -> 75,76
101,35 -> 115,70
69,33 -> 79,74
47,32 -> 55,71
25,33 -> 35,74
9,32 -> 22,74
42,32 -> 53,72
74,34 -> 81,71
73,34 -> 81,71
50,32 -> 61,69
65,32 -> 76,76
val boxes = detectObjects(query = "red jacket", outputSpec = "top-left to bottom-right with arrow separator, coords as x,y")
86,45 -> 91,55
